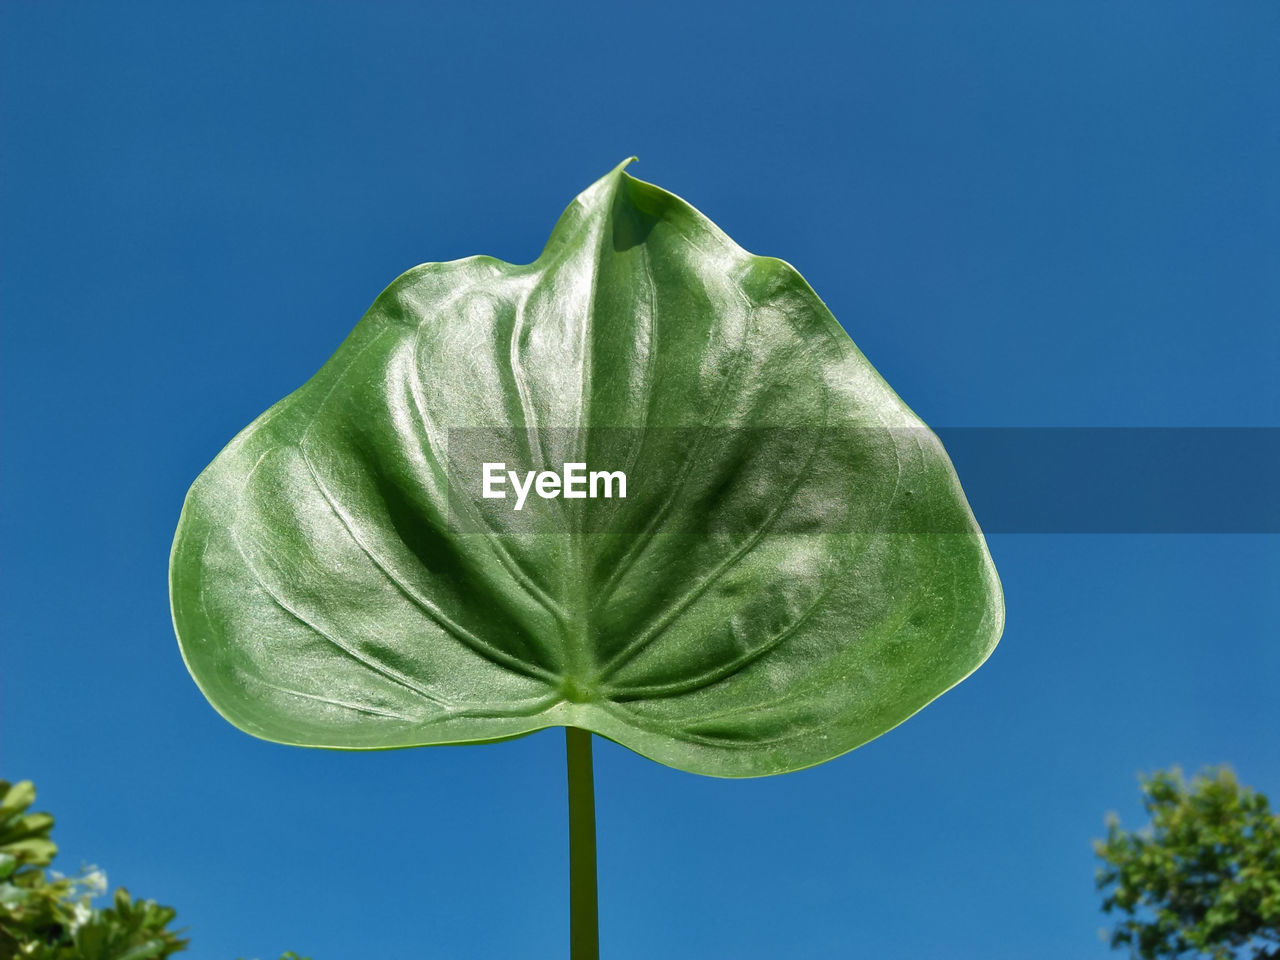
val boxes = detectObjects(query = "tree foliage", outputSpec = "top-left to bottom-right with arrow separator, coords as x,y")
1,779 -> 187,960
0,779 -> 306,960
1096,767 -> 1280,959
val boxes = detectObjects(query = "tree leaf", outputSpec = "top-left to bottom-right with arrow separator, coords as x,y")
169,160 -> 1003,777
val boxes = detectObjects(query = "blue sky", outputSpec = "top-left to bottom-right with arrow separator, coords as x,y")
2,2 -> 1277,958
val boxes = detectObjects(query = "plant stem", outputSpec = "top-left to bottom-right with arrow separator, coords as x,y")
566,726 -> 599,960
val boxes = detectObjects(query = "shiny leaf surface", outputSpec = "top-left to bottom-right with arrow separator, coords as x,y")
170,161 -> 1003,777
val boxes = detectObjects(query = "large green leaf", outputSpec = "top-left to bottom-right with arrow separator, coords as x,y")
170,160 -> 1003,778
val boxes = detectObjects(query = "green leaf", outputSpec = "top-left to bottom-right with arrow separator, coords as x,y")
0,781 -> 57,870
170,160 -> 1003,777
0,781 -> 36,821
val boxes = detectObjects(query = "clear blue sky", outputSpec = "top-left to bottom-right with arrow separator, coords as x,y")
2,2 -> 1277,958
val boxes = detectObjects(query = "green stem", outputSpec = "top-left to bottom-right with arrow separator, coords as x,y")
566,726 -> 599,960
